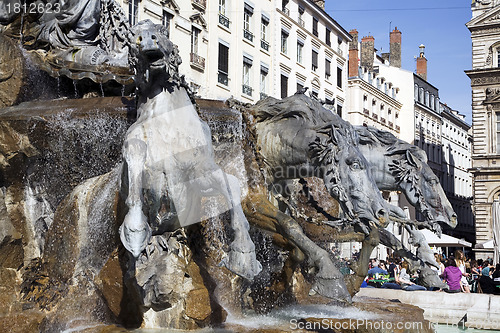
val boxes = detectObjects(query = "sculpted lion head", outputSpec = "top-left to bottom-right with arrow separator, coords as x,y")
129,20 -> 182,90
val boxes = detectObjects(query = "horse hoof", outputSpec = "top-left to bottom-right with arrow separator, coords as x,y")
222,250 -> 262,280
312,277 -> 352,304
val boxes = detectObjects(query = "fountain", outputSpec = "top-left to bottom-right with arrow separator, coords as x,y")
0,1 -> 453,332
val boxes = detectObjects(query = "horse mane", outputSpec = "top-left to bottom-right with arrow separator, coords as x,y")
251,94 -> 358,143
355,126 -> 428,162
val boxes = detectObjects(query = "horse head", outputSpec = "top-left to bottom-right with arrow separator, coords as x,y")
129,20 -> 182,92
391,149 -> 457,228
312,126 -> 391,228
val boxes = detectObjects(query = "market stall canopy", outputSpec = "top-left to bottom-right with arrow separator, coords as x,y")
420,229 -> 472,248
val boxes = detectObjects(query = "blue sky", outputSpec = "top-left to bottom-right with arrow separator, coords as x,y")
325,0 -> 473,123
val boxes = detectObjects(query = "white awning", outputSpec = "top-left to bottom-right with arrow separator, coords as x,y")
476,239 -> 494,249
420,229 -> 472,248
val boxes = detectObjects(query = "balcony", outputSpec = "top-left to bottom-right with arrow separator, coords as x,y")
337,47 -> 343,56
190,52 -> 205,71
192,0 -> 206,11
261,39 -> 269,51
218,71 -> 228,86
282,7 -> 290,16
242,84 -> 253,96
298,17 -> 305,27
372,113 -> 378,120
260,92 -> 268,100
381,117 -> 386,124
389,121 -> 394,128
219,13 -> 230,28
243,29 -> 254,42
396,125 -> 400,132
363,108 -> 370,115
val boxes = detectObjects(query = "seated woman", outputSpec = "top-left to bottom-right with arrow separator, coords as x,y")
440,257 -> 462,293
479,266 -> 498,294
397,261 -> 427,291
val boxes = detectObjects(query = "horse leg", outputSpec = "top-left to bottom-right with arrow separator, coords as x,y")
210,170 -> 262,280
120,138 -> 152,258
344,223 -> 380,296
242,187 -> 352,304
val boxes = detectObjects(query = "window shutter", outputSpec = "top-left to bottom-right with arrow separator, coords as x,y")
312,50 -> 318,67
326,28 -> 331,46
281,75 -> 288,98
325,59 -> 331,75
337,66 -> 342,88
218,43 -> 229,73
313,18 -> 318,36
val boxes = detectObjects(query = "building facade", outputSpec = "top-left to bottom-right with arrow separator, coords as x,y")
440,103 -> 474,243
347,28 -> 474,256
118,0 -> 351,106
466,0 -> 500,258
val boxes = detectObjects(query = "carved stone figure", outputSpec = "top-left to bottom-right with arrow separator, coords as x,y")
120,20 -> 261,281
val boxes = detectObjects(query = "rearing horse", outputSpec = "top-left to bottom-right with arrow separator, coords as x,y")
118,20 -> 261,280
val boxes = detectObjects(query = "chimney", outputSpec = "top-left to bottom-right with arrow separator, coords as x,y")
360,35 -> 374,70
348,29 -> 359,77
416,44 -> 427,81
389,27 -> 401,68
312,0 -> 325,9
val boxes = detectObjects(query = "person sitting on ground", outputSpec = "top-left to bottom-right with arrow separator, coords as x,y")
478,266 -> 497,294
440,257 -> 462,293
367,260 -> 388,277
397,261 -> 427,291
381,258 -> 401,289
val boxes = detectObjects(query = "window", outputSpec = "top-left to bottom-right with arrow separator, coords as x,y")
128,0 -> 138,25
281,74 -> 288,98
243,4 -> 254,42
326,28 -> 331,46
218,0 -> 229,28
297,40 -> 304,64
325,59 -> 331,80
337,104 -> 343,118
297,82 -> 304,93
281,30 -> 288,54
218,42 -> 229,86
497,113 -> 500,153
163,11 -> 174,38
219,0 -> 226,14
282,0 -> 289,14
298,5 -> 305,26
191,27 -> 200,55
497,47 -> 500,68
260,65 -> 268,99
312,17 -> 318,37
312,50 -> 318,71
261,15 -> 269,51
242,56 -> 252,96
337,66 -> 342,88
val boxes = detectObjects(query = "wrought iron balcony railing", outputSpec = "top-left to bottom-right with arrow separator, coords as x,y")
261,39 -> 269,51
260,92 -> 268,100
190,52 -> 205,71
242,84 -> 253,96
282,7 -> 290,16
298,18 -> 305,27
243,29 -> 254,42
218,13 -> 230,28
218,71 -> 228,86
363,108 -> 370,115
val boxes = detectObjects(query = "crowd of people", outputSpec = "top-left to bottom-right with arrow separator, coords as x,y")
361,250 -> 500,294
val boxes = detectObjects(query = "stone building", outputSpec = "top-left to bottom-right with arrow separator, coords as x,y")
466,0 -> 500,259
116,0 -> 351,107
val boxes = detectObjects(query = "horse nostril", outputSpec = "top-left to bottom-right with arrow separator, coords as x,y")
376,209 -> 387,218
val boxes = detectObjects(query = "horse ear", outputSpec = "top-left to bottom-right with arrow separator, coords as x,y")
406,150 -> 422,170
